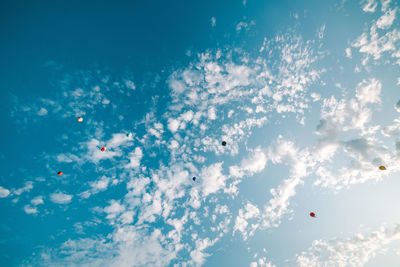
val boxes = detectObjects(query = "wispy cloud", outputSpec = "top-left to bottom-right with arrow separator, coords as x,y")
50,192 -> 73,204
297,223 -> 400,266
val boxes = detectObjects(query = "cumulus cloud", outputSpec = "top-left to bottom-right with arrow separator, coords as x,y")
24,205 -> 38,214
90,176 -> 110,193
355,78 -> 382,106
190,238 -> 217,266
167,118 -> 180,133
125,80 -> 136,90
0,186 -> 10,198
85,138 -> 122,163
200,163 -> 228,197
104,200 -> 125,220
125,147 -> 143,169
352,3 -> 400,65
50,192 -> 73,204
31,196 -> 44,205
37,107 -> 48,116
376,8 -> 396,29
233,203 -> 260,240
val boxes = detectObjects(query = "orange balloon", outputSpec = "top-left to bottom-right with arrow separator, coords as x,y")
57,171 -> 63,176
379,166 -> 386,170
77,117 -> 83,122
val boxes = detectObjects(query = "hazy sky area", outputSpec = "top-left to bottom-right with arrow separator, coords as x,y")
1,0 -> 400,266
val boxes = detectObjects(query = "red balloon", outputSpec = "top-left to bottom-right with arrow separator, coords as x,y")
101,147 -> 106,152
310,212 -> 316,218
57,171 -> 63,176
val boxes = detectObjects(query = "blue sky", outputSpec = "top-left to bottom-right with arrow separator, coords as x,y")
1,0 -> 400,266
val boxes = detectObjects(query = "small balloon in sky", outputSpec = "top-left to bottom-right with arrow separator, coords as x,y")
57,171 -> 63,176
310,212 -> 316,218
101,147 -> 107,152
192,177 -> 196,181
126,132 -> 132,137
221,141 -> 227,146
77,117 -> 83,122
379,165 -> 386,170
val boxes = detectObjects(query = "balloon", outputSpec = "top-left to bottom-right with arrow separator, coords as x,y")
101,147 -> 107,152
222,141 -> 227,146
310,212 -> 316,218
57,171 -> 63,176
77,117 -> 83,122
379,166 -> 386,170
192,177 -> 196,181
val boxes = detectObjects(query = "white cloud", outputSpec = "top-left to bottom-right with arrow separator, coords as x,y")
230,147 -> 267,178
352,22 -> 400,64
167,118 -> 180,133
356,78 -> 382,106
208,106 -> 217,120
31,196 -> 44,205
382,118 -> 400,137
362,0 -> 378,12
0,186 -> 10,198
233,203 -> 260,240
108,133 -> 133,148
37,107 -> 48,116
168,139 -> 179,150
125,147 -> 143,169
104,200 -> 125,220
90,176 -> 110,193
395,100 -> 400,112
297,224 -> 400,266
210,17 -> 216,27
85,138 -> 122,163
24,205 -> 38,214
250,257 -> 276,267
14,181 -> 34,196
345,47 -> 352,58
236,21 -> 255,32
56,153 -> 80,163
37,229 -> 179,267
50,192 -> 73,204
376,8 -> 396,29
190,238 -> 217,266
381,0 -> 391,11
261,138 -> 314,228
125,80 -> 136,90
200,163 -> 228,197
